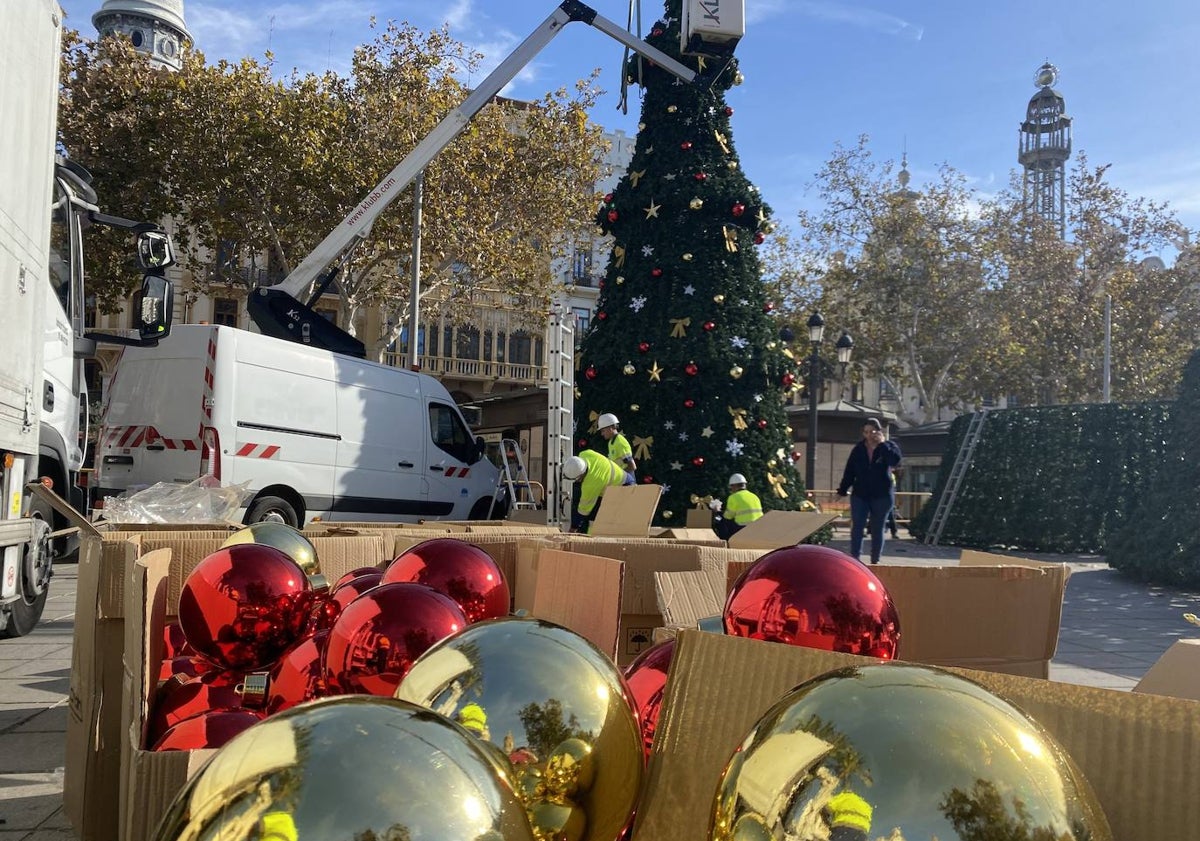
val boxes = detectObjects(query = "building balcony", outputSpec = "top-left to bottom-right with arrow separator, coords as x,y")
381,352 -> 548,386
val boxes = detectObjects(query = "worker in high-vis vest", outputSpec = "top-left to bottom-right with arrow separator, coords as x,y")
825,789 -> 872,841
710,473 -> 763,540
564,450 -> 628,532
597,412 -> 637,484
259,811 -> 299,841
457,702 -> 491,741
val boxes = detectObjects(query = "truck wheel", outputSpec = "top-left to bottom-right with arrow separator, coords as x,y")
470,497 -> 507,521
245,495 -> 300,527
0,498 -> 52,639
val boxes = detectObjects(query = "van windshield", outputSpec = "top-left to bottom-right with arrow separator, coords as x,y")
428,403 -> 476,464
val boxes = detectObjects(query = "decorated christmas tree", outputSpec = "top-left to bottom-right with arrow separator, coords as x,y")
575,1 -> 800,526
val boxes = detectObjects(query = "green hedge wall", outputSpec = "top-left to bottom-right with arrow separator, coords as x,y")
1107,349 -> 1200,587
909,402 -> 1173,554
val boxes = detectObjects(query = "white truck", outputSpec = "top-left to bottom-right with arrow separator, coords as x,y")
0,0 -> 176,636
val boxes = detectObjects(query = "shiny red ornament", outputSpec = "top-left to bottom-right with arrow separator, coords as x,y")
177,544 -> 315,672
163,621 -> 193,659
680,141 -> 693,151
151,709 -> 264,752
578,438 -> 589,448
651,267 -> 663,278
683,398 -> 696,409
330,570 -> 384,613
791,450 -> 803,462
585,365 -> 597,380
607,209 -> 618,222
651,26 -> 663,36
724,106 -> 734,116
324,582 -> 467,697
266,629 -> 331,714
308,592 -> 340,632
694,172 -> 707,181
149,669 -> 249,745
754,231 -> 766,245
603,192 -> 614,203
641,475 -> 655,484
597,311 -> 608,321
333,567 -> 384,591
724,545 -> 900,658
756,419 -> 768,430
383,538 -> 509,623
764,301 -> 776,313
159,655 -> 213,683
731,202 -> 746,217
692,456 -> 705,467
685,362 -> 699,376
638,341 -> 651,353
623,638 -> 674,759
703,321 -> 716,332
781,372 -> 796,387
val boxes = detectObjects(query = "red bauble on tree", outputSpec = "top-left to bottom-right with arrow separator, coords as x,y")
692,456 -> 705,467
754,231 -> 766,245
382,538 -> 509,623
324,582 -> 466,697
607,210 -> 618,222
642,475 -> 655,484
683,399 -> 696,409
703,321 -> 716,332
731,202 -> 745,217
724,106 -> 734,116
177,544 -> 315,672
651,26 -> 663,36
623,638 -> 675,759
694,172 -> 707,181
724,545 -> 900,658
585,365 -> 598,380
791,450 -> 803,462
781,372 -> 796,388
151,709 -> 264,752
603,192 -> 613,203
685,362 -> 699,376
266,629 -> 331,714
680,140 -> 693,150
578,437 -> 589,448
651,267 -> 663,278
756,419 -> 768,430
597,311 -> 608,321
764,301 -> 776,313
638,341 -> 651,353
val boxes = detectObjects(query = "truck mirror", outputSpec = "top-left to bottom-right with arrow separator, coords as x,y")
137,274 -> 174,342
137,229 -> 176,271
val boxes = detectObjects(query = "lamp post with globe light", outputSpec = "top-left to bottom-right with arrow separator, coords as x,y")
805,312 -> 853,491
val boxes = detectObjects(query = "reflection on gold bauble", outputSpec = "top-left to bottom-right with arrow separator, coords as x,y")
710,664 -> 1112,841
222,522 -> 319,576
730,366 -> 744,379
714,294 -> 725,304
683,253 -> 694,261
662,510 -> 674,519
396,616 -> 643,841
623,363 -> 637,376
690,198 -> 704,210
152,696 -> 534,841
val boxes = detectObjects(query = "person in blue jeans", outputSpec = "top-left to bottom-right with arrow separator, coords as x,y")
836,418 -> 902,565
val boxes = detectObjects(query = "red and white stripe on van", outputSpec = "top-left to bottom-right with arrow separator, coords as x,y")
443,466 -> 472,478
101,424 -> 200,451
235,443 -> 281,459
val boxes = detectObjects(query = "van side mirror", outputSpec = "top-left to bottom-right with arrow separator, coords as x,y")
137,274 -> 174,342
474,436 -> 487,463
136,229 -> 176,271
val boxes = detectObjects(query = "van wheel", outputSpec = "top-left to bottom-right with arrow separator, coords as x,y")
246,495 -> 299,527
0,498 -> 52,639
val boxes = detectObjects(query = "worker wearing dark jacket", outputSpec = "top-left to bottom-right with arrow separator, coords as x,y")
837,418 -> 902,565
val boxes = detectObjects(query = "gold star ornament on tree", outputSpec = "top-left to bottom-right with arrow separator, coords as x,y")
644,200 -> 661,219
648,361 -> 663,382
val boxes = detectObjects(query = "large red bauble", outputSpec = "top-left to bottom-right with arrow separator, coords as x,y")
177,544 -> 315,672
332,567 -> 385,591
266,630 -> 331,714
382,538 -> 509,623
585,366 -> 597,380
331,570 -> 384,612
163,621 -> 192,659
638,341 -> 651,353
732,202 -> 746,217
324,582 -> 467,697
151,709 -> 264,752
724,545 -> 900,658
607,209 -> 618,222
685,362 -> 699,376
149,669 -> 247,746
623,638 -> 674,760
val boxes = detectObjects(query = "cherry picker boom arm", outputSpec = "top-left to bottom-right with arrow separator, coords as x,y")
247,0 -> 720,356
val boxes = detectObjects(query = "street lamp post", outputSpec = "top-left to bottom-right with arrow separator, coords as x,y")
804,312 -> 853,491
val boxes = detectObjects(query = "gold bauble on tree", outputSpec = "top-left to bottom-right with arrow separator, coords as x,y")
690,197 -> 704,210
730,366 -> 744,379
623,362 -> 637,375
152,697 -> 535,841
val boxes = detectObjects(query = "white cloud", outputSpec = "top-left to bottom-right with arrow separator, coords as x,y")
792,1 -> 923,41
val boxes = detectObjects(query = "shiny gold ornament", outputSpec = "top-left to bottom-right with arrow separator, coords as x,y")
709,664 -> 1112,841
630,404 -> 640,412
766,341 -> 777,349
152,696 -> 535,841
623,362 -> 637,376
729,365 -> 744,379
682,253 -> 694,261
615,275 -> 625,285
662,510 -> 673,519
767,459 -> 777,468
397,617 -> 643,841
690,197 -> 704,210
667,104 -> 678,113
714,294 -> 725,304
221,522 -> 319,576
733,71 -> 745,85
638,122 -> 646,131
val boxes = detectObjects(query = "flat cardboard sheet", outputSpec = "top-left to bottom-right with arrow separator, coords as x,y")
727,510 -> 837,549
655,569 -> 726,629
686,508 -> 714,529
1133,638 -> 1200,701
589,483 -> 662,536
634,630 -> 1200,841
530,548 -> 624,660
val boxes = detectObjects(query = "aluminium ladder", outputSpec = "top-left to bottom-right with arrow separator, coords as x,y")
489,438 -> 540,519
924,408 -> 990,546
544,304 -> 575,529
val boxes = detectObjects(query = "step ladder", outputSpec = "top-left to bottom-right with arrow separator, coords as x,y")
924,408 -> 990,546
488,438 -> 541,518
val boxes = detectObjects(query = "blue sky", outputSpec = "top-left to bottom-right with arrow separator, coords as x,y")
60,0 -> 1200,247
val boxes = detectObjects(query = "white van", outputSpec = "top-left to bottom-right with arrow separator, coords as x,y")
94,324 -> 505,525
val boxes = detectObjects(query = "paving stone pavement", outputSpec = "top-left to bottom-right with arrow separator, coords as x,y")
2,540 -> 1197,839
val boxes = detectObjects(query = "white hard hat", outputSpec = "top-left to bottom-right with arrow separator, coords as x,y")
563,456 -> 587,480
729,473 -> 747,486
597,413 -> 619,430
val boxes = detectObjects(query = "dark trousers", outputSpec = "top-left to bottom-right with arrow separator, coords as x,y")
849,493 -> 893,564
713,517 -> 743,541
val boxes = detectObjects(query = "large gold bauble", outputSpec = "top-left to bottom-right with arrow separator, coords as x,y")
710,664 -> 1111,841
396,616 -> 643,841
152,695 -> 534,841
221,522 -> 319,576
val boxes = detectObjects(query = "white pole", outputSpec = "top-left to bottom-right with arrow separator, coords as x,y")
1103,293 -> 1112,403
406,171 -> 423,371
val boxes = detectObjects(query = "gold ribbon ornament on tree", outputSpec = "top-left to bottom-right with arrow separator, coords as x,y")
690,494 -> 715,509
670,317 -> 692,338
723,225 -> 739,252
588,410 -> 600,433
767,472 -> 788,499
614,245 -> 626,268
729,407 -> 748,430
632,436 -> 653,461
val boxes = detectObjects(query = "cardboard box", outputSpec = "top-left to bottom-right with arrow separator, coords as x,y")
589,484 -> 662,537
685,507 -> 714,529
726,510 -> 837,550
719,549 -> 1068,678
633,630 -> 1200,841
529,549 -> 624,660
1133,639 -> 1200,701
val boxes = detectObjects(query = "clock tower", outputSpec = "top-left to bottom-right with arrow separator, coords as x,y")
1018,62 -> 1072,237
92,0 -> 191,71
